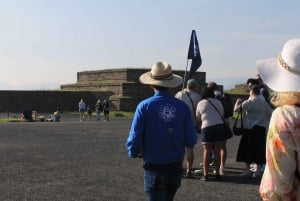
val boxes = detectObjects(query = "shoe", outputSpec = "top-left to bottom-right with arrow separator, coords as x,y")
194,169 -> 202,175
219,167 -> 225,175
184,171 -> 193,179
199,163 -> 203,167
200,175 -> 208,181
209,161 -> 215,167
213,167 -> 225,175
250,163 -> 257,172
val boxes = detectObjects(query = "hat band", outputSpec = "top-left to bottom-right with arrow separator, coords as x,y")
150,73 -> 173,80
278,54 -> 300,74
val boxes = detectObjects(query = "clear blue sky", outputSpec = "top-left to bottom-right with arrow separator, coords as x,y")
1,0 -> 299,90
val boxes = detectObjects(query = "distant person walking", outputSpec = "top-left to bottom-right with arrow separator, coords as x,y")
207,82 -> 234,176
95,99 -> 102,121
102,100 -> 110,121
196,86 -> 225,181
87,105 -> 93,120
126,61 -> 197,201
78,99 -> 86,121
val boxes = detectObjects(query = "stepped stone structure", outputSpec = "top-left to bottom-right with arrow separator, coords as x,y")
61,68 -> 207,111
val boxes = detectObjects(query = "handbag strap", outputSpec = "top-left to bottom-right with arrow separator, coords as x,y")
185,91 -> 196,119
206,99 -> 225,123
233,104 -> 244,128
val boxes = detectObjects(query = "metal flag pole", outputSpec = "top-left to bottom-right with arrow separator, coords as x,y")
182,59 -> 189,91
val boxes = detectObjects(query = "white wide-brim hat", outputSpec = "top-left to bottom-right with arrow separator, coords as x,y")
139,61 -> 183,88
257,38 -> 300,92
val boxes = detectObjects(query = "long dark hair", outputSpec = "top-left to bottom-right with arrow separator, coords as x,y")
201,87 -> 215,99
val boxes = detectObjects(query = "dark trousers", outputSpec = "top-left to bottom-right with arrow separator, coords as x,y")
143,163 -> 182,201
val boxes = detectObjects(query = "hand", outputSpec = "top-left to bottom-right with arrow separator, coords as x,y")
236,98 -> 242,105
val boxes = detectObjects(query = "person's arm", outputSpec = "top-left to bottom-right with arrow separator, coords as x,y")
195,101 -> 202,129
233,98 -> 243,112
126,104 -> 144,158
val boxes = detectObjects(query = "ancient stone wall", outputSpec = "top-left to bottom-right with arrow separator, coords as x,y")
0,90 -> 113,113
0,90 -> 247,114
0,68 -> 211,113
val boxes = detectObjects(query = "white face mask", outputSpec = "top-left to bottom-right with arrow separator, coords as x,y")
214,90 -> 221,96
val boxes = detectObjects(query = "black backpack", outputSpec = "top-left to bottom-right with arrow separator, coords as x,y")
220,93 -> 233,118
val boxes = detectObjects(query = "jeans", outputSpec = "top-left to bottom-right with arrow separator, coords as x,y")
144,163 -> 182,201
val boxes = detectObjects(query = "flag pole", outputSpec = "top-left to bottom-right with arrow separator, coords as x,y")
182,59 -> 189,90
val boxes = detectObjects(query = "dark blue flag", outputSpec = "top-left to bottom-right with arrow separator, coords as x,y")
187,30 -> 202,78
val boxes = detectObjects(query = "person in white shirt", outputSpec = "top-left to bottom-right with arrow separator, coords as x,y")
175,79 -> 201,177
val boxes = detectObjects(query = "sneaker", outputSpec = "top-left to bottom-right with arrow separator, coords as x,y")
213,167 -> 225,175
209,161 -> 215,166
194,169 -> 203,175
219,167 -> 225,175
250,163 -> 257,172
184,171 -> 193,179
200,175 -> 208,181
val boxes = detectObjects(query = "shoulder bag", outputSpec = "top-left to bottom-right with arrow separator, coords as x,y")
232,105 -> 245,136
185,91 -> 201,133
206,99 -> 233,140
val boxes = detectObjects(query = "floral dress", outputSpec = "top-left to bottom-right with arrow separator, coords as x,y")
260,105 -> 300,201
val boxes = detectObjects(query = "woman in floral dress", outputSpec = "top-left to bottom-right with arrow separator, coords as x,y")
258,38 -> 300,200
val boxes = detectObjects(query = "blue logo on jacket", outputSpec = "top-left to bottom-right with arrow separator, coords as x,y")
159,104 -> 176,122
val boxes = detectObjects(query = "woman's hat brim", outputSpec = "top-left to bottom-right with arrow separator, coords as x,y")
257,58 -> 300,92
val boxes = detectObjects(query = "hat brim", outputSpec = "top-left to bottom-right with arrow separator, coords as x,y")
257,58 -> 300,92
139,71 -> 183,88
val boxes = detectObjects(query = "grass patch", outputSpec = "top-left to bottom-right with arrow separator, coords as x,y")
110,111 -> 134,118
64,111 -> 134,119
0,118 -> 26,123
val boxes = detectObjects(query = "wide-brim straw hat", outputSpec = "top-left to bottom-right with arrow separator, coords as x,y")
257,38 -> 300,92
139,61 -> 183,88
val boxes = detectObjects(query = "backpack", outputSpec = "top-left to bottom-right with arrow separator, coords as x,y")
220,93 -> 233,118
96,103 -> 103,111
102,102 -> 110,111
87,107 -> 93,114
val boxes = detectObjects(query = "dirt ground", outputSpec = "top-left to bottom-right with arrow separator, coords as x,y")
0,114 -> 262,201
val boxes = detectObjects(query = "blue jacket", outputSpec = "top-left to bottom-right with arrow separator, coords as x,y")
126,90 -> 197,164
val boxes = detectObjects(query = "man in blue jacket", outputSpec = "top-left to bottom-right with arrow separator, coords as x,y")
126,61 -> 197,201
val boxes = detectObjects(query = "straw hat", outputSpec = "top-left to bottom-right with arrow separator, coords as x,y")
257,38 -> 300,92
139,61 -> 183,88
